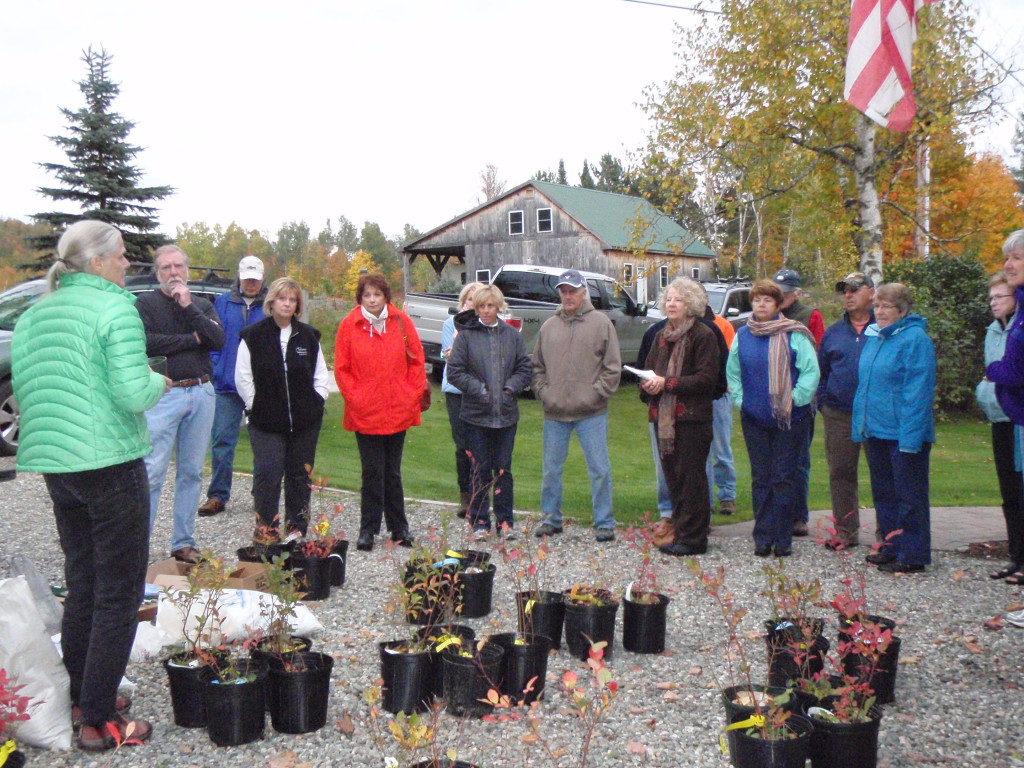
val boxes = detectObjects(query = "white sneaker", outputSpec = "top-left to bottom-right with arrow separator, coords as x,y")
472,528 -> 489,541
1005,609 -> 1024,628
500,529 -> 517,541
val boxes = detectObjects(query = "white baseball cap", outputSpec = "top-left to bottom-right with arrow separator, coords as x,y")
238,255 -> 264,281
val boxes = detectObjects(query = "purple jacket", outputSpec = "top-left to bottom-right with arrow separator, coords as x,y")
987,284 -> 1024,425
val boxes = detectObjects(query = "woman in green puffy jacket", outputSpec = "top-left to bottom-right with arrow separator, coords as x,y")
11,220 -> 168,751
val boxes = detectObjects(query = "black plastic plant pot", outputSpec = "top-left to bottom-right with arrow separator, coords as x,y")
414,624 -> 476,700
450,548 -> 491,567
329,539 -> 350,587
842,635 -> 901,705
728,711 -> 813,768
407,761 -> 481,768
237,542 -> 293,568
164,651 -> 227,728
441,643 -> 505,718
622,593 -> 670,654
563,596 -> 619,662
201,660 -> 268,747
291,553 -> 332,601
721,685 -> 798,726
266,651 -> 334,734
809,704 -> 883,768
766,635 -> 830,688
2,750 -> 25,768
379,640 -> 434,714
516,591 -> 565,650
487,632 -> 552,705
250,635 -> 313,665
764,617 -> 826,646
458,562 -> 496,619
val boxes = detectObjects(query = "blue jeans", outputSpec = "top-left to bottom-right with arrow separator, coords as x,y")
706,394 -> 737,506
741,412 -> 811,549
864,438 -> 932,565
144,382 -> 216,552
206,391 -> 245,504
45,459 -> 149,728
649,423 -> 672,517
464,422 -> 517,531
541,413 -> 615,530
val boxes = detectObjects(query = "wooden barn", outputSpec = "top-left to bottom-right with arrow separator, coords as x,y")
402,180 -> 716,304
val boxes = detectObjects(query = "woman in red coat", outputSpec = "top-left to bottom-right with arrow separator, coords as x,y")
334,273 -> 424,552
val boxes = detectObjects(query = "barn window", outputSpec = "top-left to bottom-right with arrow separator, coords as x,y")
691,267 -> 701,280
536,208 -> 553,232
623,263 -> 634,285
508,210 -> 524,235
476,269 -> 491,284
659,265 -> 669,288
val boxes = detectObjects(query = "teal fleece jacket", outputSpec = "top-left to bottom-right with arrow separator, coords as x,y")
12,271 -> 166,473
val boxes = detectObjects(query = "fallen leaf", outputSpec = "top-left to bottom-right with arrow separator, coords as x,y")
628,708 -> 646,715
663,692 -> 680,702
645,719 -> 657,730
952,569 -> 964,581
963,638 -> 984,654
901,654 -> 920,665
689,666 -> 703,676
268,750 -> 298,768
629,665 -> 643,672
626,741 -> 647,754
521,733 -> 539,744
983,616 -> 1005,631
336,711 -> 355,735
897,713 -> 914,723
655,682 -> 677,690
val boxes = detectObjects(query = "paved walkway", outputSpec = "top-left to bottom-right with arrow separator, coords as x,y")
711,506 -> 1007,552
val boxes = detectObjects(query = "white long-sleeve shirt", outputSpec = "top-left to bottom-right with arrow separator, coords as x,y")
235,324 -> 330,410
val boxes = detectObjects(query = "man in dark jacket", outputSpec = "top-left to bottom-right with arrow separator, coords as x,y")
137,245 -> 225,563
817,272 -> 875,548
198,256 -> 267,517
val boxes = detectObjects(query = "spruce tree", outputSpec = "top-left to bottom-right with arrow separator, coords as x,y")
31,47 -> 173,261
579,160 -> 596,189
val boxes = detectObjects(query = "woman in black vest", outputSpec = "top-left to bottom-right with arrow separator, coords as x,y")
236,277 -> 329,536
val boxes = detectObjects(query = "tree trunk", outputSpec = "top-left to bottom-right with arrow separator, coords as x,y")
852,114 -> 884,284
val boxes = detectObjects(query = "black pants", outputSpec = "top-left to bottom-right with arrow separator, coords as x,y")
356,431 -> 410,537
45,459 -> 150,728
993,421 -> 1024,565
444,393 -> 472,495
660,420 -> 713,549
249,420 -> 322,535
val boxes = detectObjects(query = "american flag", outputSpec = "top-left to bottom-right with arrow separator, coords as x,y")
844,0 -> 940,132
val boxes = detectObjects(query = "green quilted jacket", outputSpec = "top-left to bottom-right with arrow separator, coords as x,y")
12,272 -> 167,473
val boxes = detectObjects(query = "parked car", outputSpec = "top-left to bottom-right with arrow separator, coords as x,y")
0,267 -> 233,457
403,264 -> 658,378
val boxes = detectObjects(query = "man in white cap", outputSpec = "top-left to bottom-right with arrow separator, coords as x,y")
198,255 -> 267,517
532,269 -> 621,542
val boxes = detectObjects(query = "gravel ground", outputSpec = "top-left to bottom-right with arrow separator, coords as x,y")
5,468 -> 1024,768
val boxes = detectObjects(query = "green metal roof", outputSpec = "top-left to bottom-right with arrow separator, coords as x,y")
530,180 -> 715,258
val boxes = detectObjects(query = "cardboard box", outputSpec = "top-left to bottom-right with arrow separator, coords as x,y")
144,558 -> 272,594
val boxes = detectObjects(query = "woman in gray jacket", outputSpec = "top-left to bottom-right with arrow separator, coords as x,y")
976,270 -> 1024,581
446,284 -> 532,539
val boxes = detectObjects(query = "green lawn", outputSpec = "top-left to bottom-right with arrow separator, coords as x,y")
231,385 -> 1000,525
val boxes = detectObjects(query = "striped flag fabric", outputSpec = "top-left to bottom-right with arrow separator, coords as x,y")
844,0 -> 940,132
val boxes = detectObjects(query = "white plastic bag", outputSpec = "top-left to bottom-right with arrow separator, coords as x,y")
0,577 -> 72,750
156,588 -> 323,648
129,622 -> 173,662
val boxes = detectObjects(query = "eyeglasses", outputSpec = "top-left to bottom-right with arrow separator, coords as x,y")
990,294 -> 1014,302
873,302 -> 898,311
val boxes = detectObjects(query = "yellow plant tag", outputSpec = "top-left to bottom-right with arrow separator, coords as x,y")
434,636 -> 461,652
719,714 -> 764,754
447,550 -> 464,559
525,599 -> 535,614
0,740 -> 16,767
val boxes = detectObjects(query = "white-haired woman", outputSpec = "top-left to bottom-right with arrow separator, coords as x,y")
12,220 -> 167,750
639,277 -> 720,556
440,281 -> 485,517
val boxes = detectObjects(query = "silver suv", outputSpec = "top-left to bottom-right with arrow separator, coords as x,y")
703,281 -> 752,328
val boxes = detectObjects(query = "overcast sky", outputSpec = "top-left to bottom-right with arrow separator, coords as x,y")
0,0 -> 1020,243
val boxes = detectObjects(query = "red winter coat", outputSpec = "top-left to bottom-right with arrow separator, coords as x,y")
334,304 -> 424,435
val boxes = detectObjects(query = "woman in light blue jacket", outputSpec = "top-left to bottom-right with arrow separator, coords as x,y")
852,283 -> 935,574
975,271 -> 1024,582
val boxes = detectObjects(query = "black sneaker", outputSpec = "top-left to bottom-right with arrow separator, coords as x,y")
535,523 -> 564,538
595,529 -> 616,543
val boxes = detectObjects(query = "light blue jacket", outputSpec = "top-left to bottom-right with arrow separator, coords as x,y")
976,314 -> 1015,423
851,314 -> 935,453
440,316 -> 462,395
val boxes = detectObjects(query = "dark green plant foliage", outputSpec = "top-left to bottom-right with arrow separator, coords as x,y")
885,254 -> 989,414
30,46 -> 173,262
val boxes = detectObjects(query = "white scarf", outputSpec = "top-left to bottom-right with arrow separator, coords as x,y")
360,304 -> 389,336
